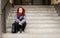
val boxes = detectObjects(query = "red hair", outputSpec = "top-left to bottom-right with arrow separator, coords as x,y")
17,7 -> 25,18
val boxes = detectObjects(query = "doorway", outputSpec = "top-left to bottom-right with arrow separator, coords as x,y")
14,0 -> 33,5
13,0 -> 51,5
42,0 -> 51,5
14,0 -> 22,5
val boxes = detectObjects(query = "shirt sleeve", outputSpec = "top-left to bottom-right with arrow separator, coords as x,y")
14,13 -> 21,23
20,16 -> 26,24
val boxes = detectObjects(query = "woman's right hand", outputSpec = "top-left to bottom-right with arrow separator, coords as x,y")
19,22 -> 22,26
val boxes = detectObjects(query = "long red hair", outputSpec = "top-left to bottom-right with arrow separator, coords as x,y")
17,7 -> 25,18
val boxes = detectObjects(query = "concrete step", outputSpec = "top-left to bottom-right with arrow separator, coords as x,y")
9,13 -> 58,16
10,7 -> 55,11
6,18 -> 60,20
10,8 -> 55,11
13,6 -> 55,10
26,11 -> 57,14
6,19 -> 60,24
8,14 -> 58,17
8,11 -> 57,15
6,17 -> 60,20
14,6 -> 54,8
14,5 -> 54,8
6,23 -> 60,28
6,22 -> 60,26
6,24 -> 60,28
9,11 -> 57,14
9,10 -> 56,13
26,20 -> 60,23
3,33 -> 60,38
23,28 -> 60,34
7,16 -> 60,20
8,16 -> 58,19
8,12 -> 57,16
6,19 -> 60,22
6,28 -> 60,34
9,14 -> 58,17
9,10 -> 57,12
8,13 -> 58,17
6,20 -> 60,24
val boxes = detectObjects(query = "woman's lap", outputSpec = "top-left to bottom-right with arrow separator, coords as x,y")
12,21 -> 26,33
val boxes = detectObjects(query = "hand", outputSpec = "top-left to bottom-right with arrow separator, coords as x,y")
19,23 -> 22,26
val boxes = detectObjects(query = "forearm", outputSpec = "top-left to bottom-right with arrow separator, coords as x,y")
15,19 -> 20,23
20,16 -> 26,24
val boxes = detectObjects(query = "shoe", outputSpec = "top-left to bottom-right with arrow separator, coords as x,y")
20,29 -> 22,33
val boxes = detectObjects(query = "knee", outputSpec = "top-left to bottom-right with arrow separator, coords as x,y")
12,22 -> 15,25
23,22 -> 27,25
22,22 -> 27,27
12,22 -> 18,26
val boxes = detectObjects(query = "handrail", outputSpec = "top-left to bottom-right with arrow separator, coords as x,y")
2,0 -> 9,33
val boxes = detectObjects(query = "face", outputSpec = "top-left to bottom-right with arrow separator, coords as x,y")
19,8 -> 23,13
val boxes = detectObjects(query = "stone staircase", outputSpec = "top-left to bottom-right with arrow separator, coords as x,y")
3,5 -> 60,38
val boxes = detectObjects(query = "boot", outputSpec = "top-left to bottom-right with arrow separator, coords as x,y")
11,23 -> 17,33
20,29 -> 23,33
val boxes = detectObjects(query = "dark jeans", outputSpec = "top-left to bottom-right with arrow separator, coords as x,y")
11,22 -> 26,33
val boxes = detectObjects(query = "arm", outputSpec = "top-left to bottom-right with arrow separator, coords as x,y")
14,13 -> 21,23
20,16 -> 26,24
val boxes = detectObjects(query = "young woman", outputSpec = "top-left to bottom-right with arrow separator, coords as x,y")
11,7 -> 26,33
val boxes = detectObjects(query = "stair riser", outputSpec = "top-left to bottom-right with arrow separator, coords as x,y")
10,9 -> 56,11
6,18 -> 60,20
14,5 -> 54,7
7,17 -> 60,20
6,20 -> 60,23
8,14 -> 58,17
9,10 -> 56,13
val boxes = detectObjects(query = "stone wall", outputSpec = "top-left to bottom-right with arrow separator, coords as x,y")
51,0 -> 60,5
0,15 -> 2,38
54,3 -> 60,16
